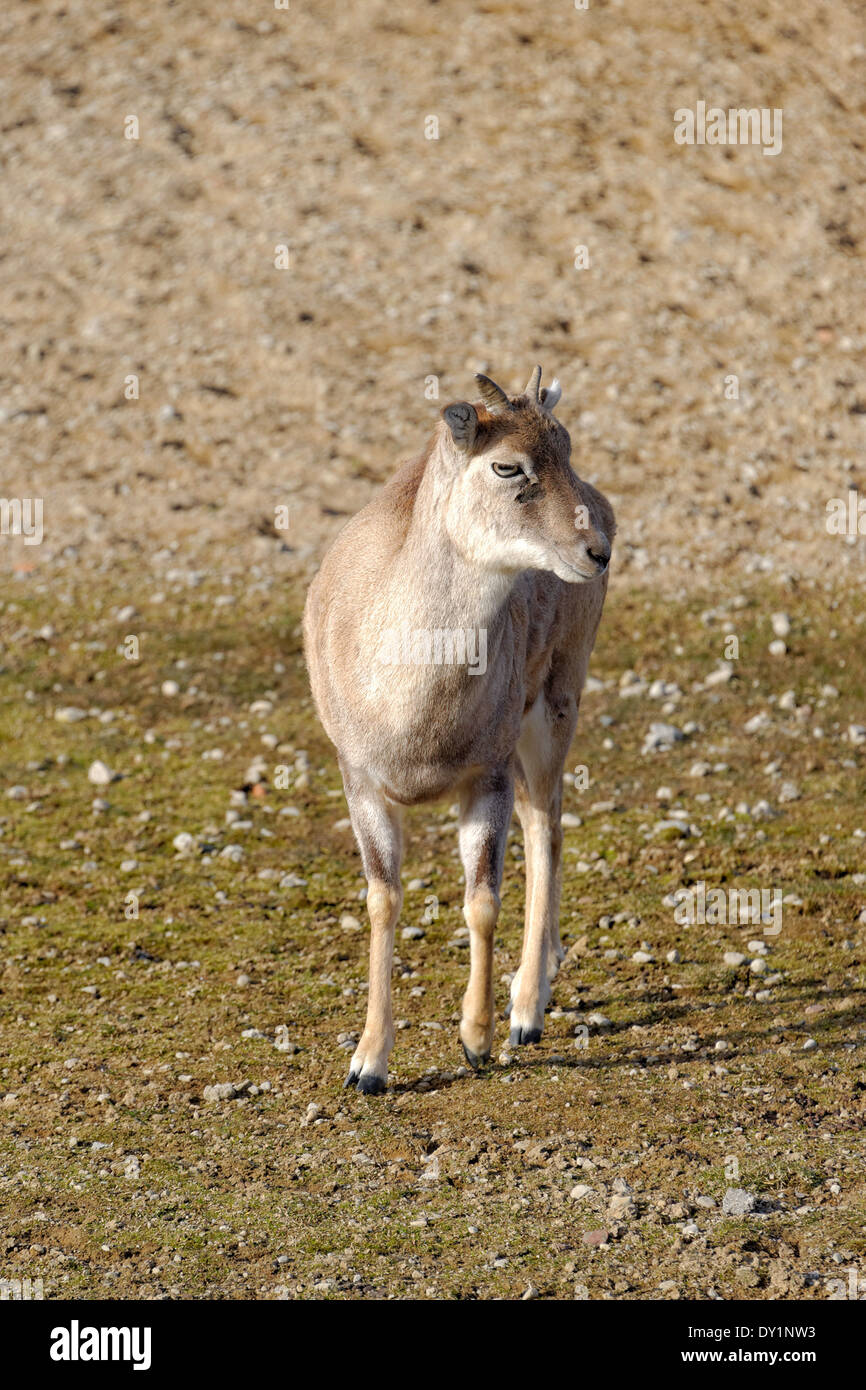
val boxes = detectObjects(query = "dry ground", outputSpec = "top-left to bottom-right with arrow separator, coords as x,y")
0,0 -> 865,1302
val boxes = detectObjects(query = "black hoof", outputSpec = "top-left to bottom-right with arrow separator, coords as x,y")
509,1024 -> 542,1047
356,1072 -> 386,1095
462,1041 -> 490,1071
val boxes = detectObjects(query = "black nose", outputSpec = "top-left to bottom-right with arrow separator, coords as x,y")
587,540 -> 610,570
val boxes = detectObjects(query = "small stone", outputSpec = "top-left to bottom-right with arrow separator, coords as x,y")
173,832 -> 196,854
608,1193 -> 635,1219
6,785 -> 28,800
768,639 -> 787,657
770,613 -> 791,638
779,781 -> 800,803
87,760 -> 113,786
55,706 -> 87,723
561,812 -> 582,828
722,1188 -> 756,1216
274,1026 -> 299,1054
587,1012 -> 612,1029
570,1184 -> 594,1201
401,926 -> 425,940
161,680 -> 180,697
750,957 -> 767,974
341,914 -> 362,932
236,973 -> 250,987
666,948 -> 681,963
848,724 -> 866,746
802,1037 -> 818,1051
724,950 -> 747,967
203,1081 -> 247,1103
582,1228 -> 609,1247
642,722 -> 685,754
632,950 -> 654,964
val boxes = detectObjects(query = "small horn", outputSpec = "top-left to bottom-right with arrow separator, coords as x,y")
474,373 -> 512,414
524,365 -> 542,402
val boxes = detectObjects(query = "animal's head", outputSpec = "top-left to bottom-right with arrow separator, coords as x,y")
438,367 -> 614,583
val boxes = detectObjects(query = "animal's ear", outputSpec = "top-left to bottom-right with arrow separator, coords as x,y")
442,401 -> 478,451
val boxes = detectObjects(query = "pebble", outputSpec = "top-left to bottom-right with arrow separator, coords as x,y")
87,760 -> 113,786
561,812 -> 582,828
401,926 -> 425,940
632,950 -> 654,964
274,1026 -> 299,1054
642,722 -> 685,754
55,706 -> 87,723
587,1012 -> 612,1029
723,951 -> 747,967
7,785 -> 27,800
203,1081 -> 247,1103
803,1037 -> 818,1051
771,612 -> 792,637
779,781 -> 800,802
704,663 -> 734,687
341,914 -> 362,932
219,844 -> 244,862
161,680 -> 180,697
722,1187 -> 756,1216
173,832 -> 197,855
768,640 -> 787,656
750,957 -> 768,974
570,1184 -> 594,1201
848,725 -> 866,746
666,948 -> 681,963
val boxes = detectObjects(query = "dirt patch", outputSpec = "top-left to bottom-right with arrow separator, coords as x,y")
1,0 -> 865,589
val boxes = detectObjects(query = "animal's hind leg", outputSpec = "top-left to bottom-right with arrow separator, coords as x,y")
341,768 -> 404,1094
457,768 -> 513,1068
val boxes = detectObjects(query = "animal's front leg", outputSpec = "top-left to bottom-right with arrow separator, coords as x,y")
342,772 -> 404,1094
457,768 -> 513,1068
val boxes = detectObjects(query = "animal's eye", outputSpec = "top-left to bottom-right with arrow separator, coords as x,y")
491,461 -> 524,479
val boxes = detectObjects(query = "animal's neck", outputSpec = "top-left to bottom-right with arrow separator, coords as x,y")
387,458 -> 512,633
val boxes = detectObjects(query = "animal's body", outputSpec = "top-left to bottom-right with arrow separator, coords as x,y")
304,368 -> 614,1092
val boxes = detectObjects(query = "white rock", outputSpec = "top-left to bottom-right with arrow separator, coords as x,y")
768,640 -> 787,657
161,679 -> 180,697
770,613 -> 791,638
402,926 -> 425,940
55,706 -> 87,723
723,951 -> 747,967
87,760 -> 113,786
